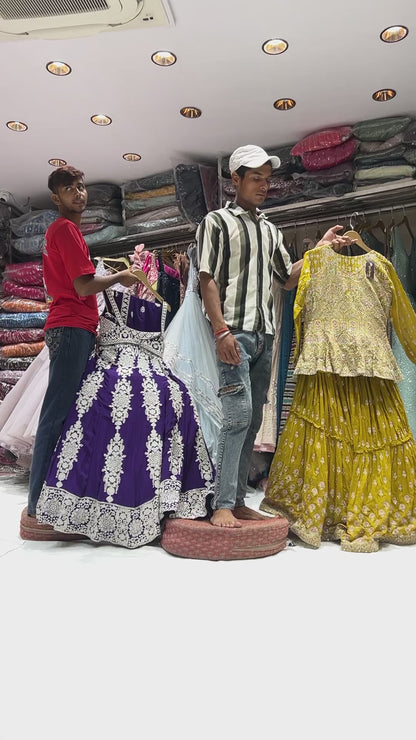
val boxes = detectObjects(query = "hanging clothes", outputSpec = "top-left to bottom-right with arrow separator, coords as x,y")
391,226 -> 416,440
253,278 -> 285,453
163,246 -> 222,465
36,289 -> 214,548
261,243 -> 416,553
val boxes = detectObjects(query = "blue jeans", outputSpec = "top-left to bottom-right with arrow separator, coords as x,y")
213,331 -> 273,511
28,327 -> 96,515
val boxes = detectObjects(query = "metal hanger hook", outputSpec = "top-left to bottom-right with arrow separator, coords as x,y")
349,211 -> 359,230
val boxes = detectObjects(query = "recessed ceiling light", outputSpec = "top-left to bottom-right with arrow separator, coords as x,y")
380,25 -> 408,43
91,114 -> 112,126
6,120 -> 28,131
151,50 -> 177,66
46,61 -> 72,76
48,158 -> 67,167
372,88 -> 397,102
273,98 -> 296,110
123,153 -> 142,161
262,38 -> 288,55
180,106 -> 202,118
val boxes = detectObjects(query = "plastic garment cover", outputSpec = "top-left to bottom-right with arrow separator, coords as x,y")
353,116 -> 413,142
301,138 -> 357,171
0,356 -> 35,370
354,164 -> 415,182
292,126 -> 353,156
163,247 -> 222,465
3,261 -> 43,286
122,170 -> 175,195
83,225 -> 126,246
292,161 -> 354,184
0,312 -> 48,329
10,210 -> 57,237
86,183 -> 121,205
81,205 -> 122,224
354,146 -> 407,167
12,234 -> 45,255
199,165 -> 219,211
174,164 -> 208,225
358,133 -> 404,153
2,281 -> 45,301
0,328 -> 44,345
1,340 -> 45,358
124,206 -> 185,234
0,298 -> 48,313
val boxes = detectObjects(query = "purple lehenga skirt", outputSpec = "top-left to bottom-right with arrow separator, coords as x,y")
36,290 -> 214,548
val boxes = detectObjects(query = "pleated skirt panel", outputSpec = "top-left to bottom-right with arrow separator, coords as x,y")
261,372 -> 416,552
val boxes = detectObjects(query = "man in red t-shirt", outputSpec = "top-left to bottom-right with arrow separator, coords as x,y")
28,165 -> 137,518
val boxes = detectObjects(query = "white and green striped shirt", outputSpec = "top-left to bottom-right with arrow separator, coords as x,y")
197,203 -> 292,335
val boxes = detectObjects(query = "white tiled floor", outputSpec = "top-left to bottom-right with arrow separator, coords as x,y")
1,473 -> 415,739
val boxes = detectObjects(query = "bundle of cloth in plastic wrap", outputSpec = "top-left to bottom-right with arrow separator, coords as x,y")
0,260 -> 48,398
10,208 -> 57,261
0,259 -> 48,474
220,132 -> 357,207
81,182 -> 126,248
289,126 -> 357,199
121,164 -> 218,235
351,115 -> 416,189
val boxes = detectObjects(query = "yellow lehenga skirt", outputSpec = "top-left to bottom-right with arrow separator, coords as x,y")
260,372 -> 416,552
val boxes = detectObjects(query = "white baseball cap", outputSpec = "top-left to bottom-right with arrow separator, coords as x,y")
229,144 -> 281,174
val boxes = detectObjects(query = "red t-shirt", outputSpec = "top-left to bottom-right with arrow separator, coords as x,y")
43,217 -> 98,334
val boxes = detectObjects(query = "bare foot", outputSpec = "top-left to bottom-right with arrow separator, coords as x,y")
210,509 -> 243,528
233,505 -> 268,521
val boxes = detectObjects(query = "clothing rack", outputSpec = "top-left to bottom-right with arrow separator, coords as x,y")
277,201 -> 416,231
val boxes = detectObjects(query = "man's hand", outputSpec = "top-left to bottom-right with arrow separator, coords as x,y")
116,269 -> 141,288
216,333 -> 241,365
319,225 -> 357,252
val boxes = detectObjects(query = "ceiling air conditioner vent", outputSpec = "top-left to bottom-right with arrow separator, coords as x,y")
0,0 -> 111,20
0,0 -> 173,40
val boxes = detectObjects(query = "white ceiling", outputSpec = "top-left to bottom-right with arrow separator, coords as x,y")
0,0 -> 415,208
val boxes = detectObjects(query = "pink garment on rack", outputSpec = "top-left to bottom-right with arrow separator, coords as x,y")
129,244 -> 180,300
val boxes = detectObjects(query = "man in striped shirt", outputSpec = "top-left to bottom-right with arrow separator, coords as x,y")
197,144 -> 352,528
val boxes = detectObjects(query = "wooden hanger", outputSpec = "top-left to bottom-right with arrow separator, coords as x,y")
129,268 -> 171,310
343,230 -> 372,253
94,256 -> 170,310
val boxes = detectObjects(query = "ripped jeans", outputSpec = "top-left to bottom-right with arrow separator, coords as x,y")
213,331 -> 273,511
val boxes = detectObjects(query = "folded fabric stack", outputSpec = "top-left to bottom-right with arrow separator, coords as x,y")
10,209 -> 57,261
122,169 -> 187,235
352,116 -> 416,189
0,260 -> 47,390
289,126 -> 356,199
121,165 -> 218,235
82,182 -> 126,247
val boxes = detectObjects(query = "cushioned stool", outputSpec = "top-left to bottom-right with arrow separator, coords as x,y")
20,506 -> 87,542
161,516 -> 289,560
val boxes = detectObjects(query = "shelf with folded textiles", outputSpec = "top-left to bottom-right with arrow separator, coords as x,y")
87,178 -> 416,259
88,222 -> 197,260
261,178 -> 416,228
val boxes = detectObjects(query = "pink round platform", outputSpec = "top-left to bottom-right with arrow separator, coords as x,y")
161,516 -> 289,560
20,506 -> 87,542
